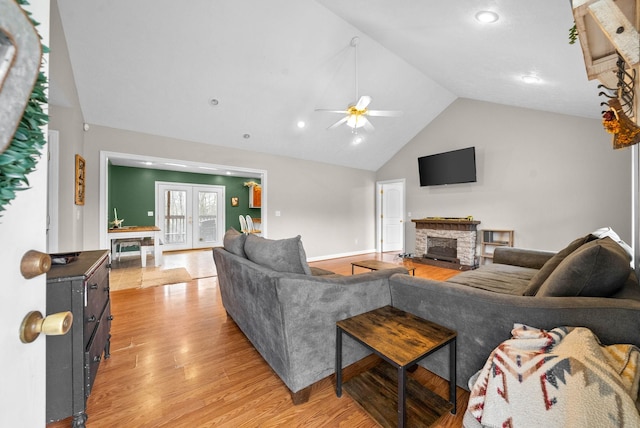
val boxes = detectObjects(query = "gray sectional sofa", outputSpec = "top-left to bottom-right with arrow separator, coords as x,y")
214,228 -> 640,404
213,230 -> 407,404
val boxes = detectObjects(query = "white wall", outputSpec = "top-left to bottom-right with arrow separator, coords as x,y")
376,98 -> 632,253
49,0 -> 85,252
81,125 -> 377,259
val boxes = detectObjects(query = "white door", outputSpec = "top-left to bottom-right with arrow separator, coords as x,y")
0,2 -> 49,426
157,182 -> 224,251
379,181 -> 405,252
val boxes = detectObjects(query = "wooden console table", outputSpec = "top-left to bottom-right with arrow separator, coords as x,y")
336,305 -> 456,427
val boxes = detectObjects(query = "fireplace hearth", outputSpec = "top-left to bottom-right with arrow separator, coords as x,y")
411,218 -> 480,270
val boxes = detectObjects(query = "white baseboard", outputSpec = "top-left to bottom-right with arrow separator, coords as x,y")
306,248 -> 377,263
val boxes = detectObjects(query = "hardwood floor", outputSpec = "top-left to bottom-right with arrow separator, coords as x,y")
47,250 -> 467,428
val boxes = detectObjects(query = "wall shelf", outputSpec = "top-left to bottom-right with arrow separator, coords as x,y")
480,229 -> 514,264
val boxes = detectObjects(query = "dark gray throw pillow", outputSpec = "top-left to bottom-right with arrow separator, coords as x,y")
244,234 -> 312,275
536,237 -> 631,298
223,228 -> 247,258
522,234 -> 593,296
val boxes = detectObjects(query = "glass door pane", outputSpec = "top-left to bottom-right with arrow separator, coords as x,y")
194,189 -> 220,248
160,186 -> 190,251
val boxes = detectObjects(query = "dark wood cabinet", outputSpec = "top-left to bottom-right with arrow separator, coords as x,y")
46,250 -> 112,428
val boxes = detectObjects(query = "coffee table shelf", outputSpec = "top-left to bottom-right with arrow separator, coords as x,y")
336,305 -> 456,428
351,259 -> 416,276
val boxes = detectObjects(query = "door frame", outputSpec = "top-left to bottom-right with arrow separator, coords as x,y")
376,179 -> 406,253
99,151 -> 267,250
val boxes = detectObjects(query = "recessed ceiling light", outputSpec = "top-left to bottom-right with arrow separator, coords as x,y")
297,121 -> 306,129
521,75 -> 541,84
209,98 -> 219,106
243,134 -> 251,139
165,162 -> 187,168
142,161 -> 153,166
475,11 -> 499,23
353,135 -> 364,145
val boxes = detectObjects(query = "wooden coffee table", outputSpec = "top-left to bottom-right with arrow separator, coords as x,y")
336,305 -> 456,428
351,259 -> 416,276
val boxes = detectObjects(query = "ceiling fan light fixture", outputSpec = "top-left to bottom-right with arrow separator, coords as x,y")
521,74 -> 541,84
346,114 -> 365,129
475,11 -> 499,23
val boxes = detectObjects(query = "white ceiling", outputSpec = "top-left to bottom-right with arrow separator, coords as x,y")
53,0 -> 602,172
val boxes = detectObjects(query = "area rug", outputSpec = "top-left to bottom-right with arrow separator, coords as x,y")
141,268 -> 192,288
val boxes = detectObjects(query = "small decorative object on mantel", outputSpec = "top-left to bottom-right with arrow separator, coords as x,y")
603,98 -> 640,149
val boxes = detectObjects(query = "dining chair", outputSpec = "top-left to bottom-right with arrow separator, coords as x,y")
239,215 -> 249,234
246,215 -> 261,235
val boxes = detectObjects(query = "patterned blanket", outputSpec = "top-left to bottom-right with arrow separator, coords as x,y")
465,324 -> 640,428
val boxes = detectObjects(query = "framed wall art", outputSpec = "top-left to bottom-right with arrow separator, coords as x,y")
231,196 -> 239,207
75,154 -> 85,205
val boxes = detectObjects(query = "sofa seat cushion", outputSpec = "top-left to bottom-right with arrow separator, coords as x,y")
446,264 -> 538,295
536,237 -> 631,298
523,234 -> 594,296
244,234 -> 312,275
223,228 -> 247,258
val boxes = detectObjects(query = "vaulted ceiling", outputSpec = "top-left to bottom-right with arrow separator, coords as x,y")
53,0 -> 602,171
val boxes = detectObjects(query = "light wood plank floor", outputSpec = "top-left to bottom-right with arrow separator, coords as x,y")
47,250 -> 468,428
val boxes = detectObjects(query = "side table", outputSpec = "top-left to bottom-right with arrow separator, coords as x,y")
336,305 -> 456,427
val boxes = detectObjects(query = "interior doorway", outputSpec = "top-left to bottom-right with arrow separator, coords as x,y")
156,182 -> 225,251
376,179 -> 405,253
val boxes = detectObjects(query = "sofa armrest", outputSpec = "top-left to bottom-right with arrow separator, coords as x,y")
493,247 -> 555,269
274,267 -> 406,392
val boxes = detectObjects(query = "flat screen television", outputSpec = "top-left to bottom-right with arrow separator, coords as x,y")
418,146 -> 476,186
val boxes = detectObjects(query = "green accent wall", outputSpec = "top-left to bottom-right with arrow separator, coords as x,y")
108,165 -> 261,232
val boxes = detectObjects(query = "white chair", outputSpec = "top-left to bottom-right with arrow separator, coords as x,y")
239,215 -> 249,234
246,215 -> 261,235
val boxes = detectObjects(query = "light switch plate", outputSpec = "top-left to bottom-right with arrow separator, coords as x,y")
147,211 -> 154,216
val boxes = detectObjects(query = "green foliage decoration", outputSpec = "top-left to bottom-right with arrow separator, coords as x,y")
569,24 -> 578,45
0,0 -> 49,216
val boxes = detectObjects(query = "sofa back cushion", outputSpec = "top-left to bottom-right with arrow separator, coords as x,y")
223,228 -> 248,258
536,237 -> 631,298
522,234 -> 593,296
244,234 -> 312,275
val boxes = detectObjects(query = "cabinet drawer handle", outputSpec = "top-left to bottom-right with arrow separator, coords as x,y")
87,315 -> 96,323
93,355 -> 101,363
89,283 -> 98,290
107,315 -> 114,321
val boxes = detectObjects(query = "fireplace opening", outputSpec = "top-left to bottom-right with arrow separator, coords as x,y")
425,236 -> 458,262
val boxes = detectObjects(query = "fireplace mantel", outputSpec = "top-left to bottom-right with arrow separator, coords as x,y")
412,218 -> 481,231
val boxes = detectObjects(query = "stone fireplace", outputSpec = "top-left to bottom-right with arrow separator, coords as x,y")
411,218 -> 480,270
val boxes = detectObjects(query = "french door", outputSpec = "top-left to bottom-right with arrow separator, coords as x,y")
156,182 -> 225,251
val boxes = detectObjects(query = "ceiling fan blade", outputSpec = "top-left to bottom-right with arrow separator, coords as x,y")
315,108 -> 349,114
366,110 -> 403,117
355,95 -> 372,110
328,116 -> 349,130
362,117 -> 375,132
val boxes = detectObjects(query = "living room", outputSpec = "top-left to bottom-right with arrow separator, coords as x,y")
2,0 -> 639,426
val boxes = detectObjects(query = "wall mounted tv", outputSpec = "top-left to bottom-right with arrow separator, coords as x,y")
418,146 -> 476,186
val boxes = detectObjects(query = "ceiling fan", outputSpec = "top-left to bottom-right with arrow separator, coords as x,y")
316,36 -> 402,133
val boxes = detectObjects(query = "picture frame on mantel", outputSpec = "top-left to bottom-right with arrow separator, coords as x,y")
75,154 -> 85,205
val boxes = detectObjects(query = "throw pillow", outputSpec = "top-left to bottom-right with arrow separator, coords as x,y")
522,234 -> 594,296
223,227 -> 247,258
244,234 -> 313,275
536,237 -> 631,298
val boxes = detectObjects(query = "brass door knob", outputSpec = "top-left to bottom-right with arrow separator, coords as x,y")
20,250 -> 51,279
20,311 -> 73,343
